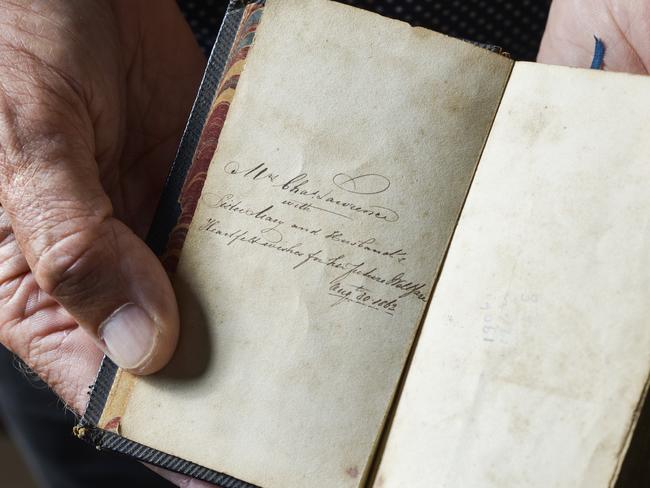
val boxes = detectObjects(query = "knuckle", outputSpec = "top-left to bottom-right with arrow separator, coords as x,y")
12,194 -> 113,259
0,89 -> 84,180
0,53 -> 92,197
33,221 -> 116,304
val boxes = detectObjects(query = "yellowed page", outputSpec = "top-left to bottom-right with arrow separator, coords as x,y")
101,1 -> 512,486
375,62 -> 650,488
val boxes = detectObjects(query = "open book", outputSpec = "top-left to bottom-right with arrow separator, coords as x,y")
76,1 -> 650,486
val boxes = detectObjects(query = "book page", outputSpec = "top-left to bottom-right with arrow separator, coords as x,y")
99,1 -> 512,486
375,62 -> 650,488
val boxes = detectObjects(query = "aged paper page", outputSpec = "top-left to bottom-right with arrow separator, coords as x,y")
375,62 -> 650,488
102,1 -> 512,486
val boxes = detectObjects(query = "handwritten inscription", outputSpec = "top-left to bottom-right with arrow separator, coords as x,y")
224,161 -> 400,223
196,161 -> 429,316
329,281 -> 398,316
324,231 -> 407,264
295,251 -> 428,301
479,293 -> 538,345
332,173 -> 391,195
202,194 -> 285,243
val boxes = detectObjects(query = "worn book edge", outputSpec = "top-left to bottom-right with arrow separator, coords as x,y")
613,371 -> 650,487
363,59 -> 514,485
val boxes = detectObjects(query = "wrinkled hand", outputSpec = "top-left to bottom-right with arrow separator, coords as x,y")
0,0 -> 203,418
539,0 -> 650,73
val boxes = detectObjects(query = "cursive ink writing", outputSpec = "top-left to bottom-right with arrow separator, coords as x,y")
324,230 -> 407,263
202,193 -> 284,242
224,161 -> 281,183
282,199 -> 352,220
332,173 -> 391,195
199,218 -> 304,256
281,173 -> 400,223
329,281 -> 397,316
293,250 -> 428,302
223,161 -> 400,223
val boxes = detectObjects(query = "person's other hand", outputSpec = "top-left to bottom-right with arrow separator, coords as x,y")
538,0 -> 650,73
0,0 -> 204,415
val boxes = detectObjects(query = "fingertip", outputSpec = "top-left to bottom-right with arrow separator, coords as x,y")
130,267 -> 180,376
99,303 -> 159,373
101,222 -> 180,375
133,304 -> 180,376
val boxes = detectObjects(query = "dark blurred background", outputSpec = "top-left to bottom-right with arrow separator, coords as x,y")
1,1 -> 552,486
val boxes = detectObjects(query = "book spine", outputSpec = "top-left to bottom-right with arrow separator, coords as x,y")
75,3 -> 266,487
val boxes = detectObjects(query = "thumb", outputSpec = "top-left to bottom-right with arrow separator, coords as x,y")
0,104 -> 179,376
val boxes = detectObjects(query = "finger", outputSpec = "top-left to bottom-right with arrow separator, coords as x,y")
538,0 -> 650,74
0,71 -> 178,375
537,0 -> 595,67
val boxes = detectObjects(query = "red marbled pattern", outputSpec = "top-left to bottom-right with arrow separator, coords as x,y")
162,4 -> 264,272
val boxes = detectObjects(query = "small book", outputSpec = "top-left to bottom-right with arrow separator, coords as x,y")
76,1 -> 650,486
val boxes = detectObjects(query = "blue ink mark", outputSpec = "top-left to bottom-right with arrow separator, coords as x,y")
591,36 -> 606,69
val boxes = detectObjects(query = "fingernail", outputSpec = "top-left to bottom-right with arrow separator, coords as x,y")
99,303 -> 158,370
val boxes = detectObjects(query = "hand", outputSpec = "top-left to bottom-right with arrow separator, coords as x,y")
538,0 -> 650,74
0,1 -> 203,420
